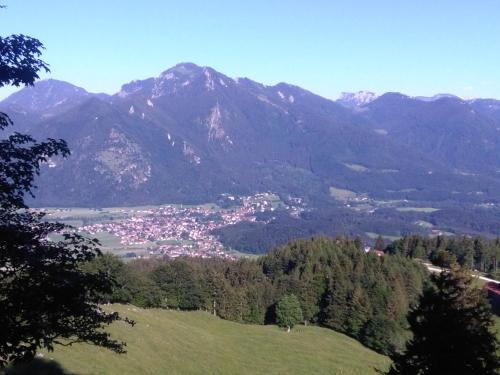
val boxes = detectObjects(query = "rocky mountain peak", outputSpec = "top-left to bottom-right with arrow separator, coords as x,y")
337,91 -> 377,107
1,79 -> 91,112
118,63 -> 235,100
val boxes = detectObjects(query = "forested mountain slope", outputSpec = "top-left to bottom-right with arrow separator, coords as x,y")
2,63 -> 500,207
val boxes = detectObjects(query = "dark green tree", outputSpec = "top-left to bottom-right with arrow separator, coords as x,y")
275,294 -> 303,332
387,264 -> 500,375
430,249 -> 456,268
0,16 -> 130,367
361,314 -> 405,355
151,260 -> 204,310
374,235 -> 385,251
345,285 -> 370,336
82,253 -> 133,303
319,264 -> 351,331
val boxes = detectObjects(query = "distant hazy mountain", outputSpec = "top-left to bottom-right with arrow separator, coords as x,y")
1,63 -> 500,207
1,79 -> 97,112
336,91 -> 377,107
414,93 -> 462,102
362,93 -> 500,174
468,98 -> 500,122
1,79 -> 109,134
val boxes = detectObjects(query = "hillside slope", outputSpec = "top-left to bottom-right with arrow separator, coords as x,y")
46,304 -> 389,375
2,63 -> 500,207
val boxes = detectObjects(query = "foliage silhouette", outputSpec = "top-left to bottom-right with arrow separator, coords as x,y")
2,358 -> 75,375
386,264 -> 500,375
0,9 -> 130,367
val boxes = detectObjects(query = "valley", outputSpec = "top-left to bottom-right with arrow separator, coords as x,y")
44,192 -> 301,258
3,63 -> 500,244
44,188 -> 500,259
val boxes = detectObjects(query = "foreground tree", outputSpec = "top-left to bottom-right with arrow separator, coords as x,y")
276,294 -> 303,332
374,235 -> 385,251
0,18 -> 129,367
387,264 -> 500,375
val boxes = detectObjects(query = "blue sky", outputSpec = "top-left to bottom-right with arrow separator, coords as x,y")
1,0 -> 499,100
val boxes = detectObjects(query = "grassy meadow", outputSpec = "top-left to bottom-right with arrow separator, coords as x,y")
45,304 -> 390,375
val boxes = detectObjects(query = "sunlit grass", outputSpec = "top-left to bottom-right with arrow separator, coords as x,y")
47,304 -> 390,375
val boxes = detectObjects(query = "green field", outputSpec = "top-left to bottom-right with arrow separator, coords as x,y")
42,205 -> 172,225
45,304 -> 390,375
396,207 -> 440,213
329,186 -> 358,201
343,163 -> 369,172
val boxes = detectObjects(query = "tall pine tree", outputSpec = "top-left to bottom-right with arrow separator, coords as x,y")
387,263 -> 500,375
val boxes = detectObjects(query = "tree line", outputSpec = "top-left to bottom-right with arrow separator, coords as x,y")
214,206 -> 500,255
85,236 -> 428,355
386,234 -> 500,278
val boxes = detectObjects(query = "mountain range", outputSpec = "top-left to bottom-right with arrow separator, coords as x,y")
2,62 -> 500,208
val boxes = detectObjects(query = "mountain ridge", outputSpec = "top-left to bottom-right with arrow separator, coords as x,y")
1,62 -> 500,208
3,62 -> 500,110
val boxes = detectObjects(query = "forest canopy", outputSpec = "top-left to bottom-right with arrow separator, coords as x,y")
87,236 -> 429,355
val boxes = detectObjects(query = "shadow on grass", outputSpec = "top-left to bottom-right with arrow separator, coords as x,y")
2,358 -> 76,375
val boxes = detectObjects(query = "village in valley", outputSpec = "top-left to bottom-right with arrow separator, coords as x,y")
45,193 -> 304,260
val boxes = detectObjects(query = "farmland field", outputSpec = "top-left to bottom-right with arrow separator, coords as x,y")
329,186 -> 358,200
396,207 -> 440,213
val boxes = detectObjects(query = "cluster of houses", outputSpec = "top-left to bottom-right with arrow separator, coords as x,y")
80,193 -> 299,259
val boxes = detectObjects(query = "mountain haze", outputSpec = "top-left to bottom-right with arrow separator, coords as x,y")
2,63 -> 500,207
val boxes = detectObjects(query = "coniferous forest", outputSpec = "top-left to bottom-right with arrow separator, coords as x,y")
85,236 -> 429,355
387,235 -> 500,278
